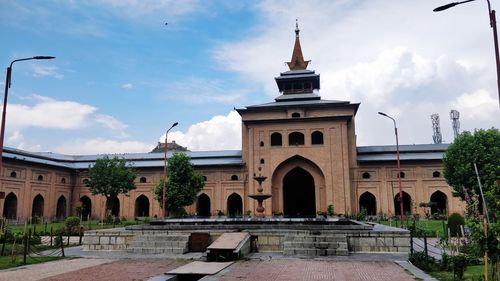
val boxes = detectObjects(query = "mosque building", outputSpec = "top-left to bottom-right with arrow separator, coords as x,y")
0,24 -> 463,221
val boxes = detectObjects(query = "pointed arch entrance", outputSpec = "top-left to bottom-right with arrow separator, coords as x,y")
32,194 -> 44,218
227,193 -> 242,217
283,167 -> 316,217
359,192 -> 377,215
80,196 -> 92,219
3,192 -> 17,219
430,191 -> 447,215
106,196 -> 120,217
394,191 -> 411,215
271,155 -> 325,218
135,195 -> 150,217
197,193 -> 211,217
56,196 -> 67,219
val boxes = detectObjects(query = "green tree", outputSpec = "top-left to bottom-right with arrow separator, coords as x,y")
154,153 -> 205,217
87,156 -> 137,215
443,128 -> 500,279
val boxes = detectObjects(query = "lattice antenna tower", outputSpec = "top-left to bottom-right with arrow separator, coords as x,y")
450,109 -> 460,139
431,114 -> 442,144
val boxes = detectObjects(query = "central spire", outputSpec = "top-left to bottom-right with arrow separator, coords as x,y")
287,19 -> 310,70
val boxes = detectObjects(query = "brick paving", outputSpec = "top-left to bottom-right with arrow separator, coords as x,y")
213,260 -> 417,281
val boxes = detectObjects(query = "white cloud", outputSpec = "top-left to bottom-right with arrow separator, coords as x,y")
165,77 -> 248,104
162,111 -> 241,151
7,95 -> 96,129
453,89 -> 498,121
121,83 -> 133,89
56,138 -> 154,154
94,114 -> 128,137
32,65 -> 64,79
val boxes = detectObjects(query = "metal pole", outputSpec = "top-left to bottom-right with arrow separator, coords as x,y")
487,1 -> 500,107
395,125 -> 405,227
161,122 -> 178,218
473,162 -> 490,224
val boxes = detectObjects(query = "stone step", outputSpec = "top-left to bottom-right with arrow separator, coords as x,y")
283,248 -> 348,256
283,241 -> 348,250
130,240 -> 188,248
284,235 -> 347,243
134,235 -> 189,242
127,247 -> 188,255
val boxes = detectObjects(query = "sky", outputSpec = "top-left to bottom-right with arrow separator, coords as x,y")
0,0 -> 499,155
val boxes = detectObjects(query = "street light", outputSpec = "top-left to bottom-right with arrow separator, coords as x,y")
434,0 -> 500,107
378,112 -> 405,227
0,56 -> 55,199
162,122 -> 178,218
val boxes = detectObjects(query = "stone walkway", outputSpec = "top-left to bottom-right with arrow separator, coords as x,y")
0,247 -> 437,281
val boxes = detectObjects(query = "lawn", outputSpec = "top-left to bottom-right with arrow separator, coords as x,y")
0,255 -> 67,270
378,219 -> 446,237
5,219 -> 143,235
429,264 -> 492,281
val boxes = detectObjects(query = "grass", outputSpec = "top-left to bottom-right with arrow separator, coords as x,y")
0,255 -> 67,270
378,219 -> 446,237
428,264 -> 492,281
5,219 -> 142,235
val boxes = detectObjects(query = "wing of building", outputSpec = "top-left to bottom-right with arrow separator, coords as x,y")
0,24 -> 463,221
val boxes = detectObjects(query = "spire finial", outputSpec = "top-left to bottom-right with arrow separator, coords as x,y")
295,19 -> 299,37
287,20 -> 310,70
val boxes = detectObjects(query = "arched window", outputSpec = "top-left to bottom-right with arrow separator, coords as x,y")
430,191 -> 447,215
10,171 -> 17,178
56,196 -> 67,219
139,177 -> 147,183
83,178 -> 89,186
288,132 -> 305,145
291,112 -> 301,118
432,171 -> 441,178
202,176 -> 207,181
271,133 -> 282,146
359,192 -> 377,216
260,141 -> 264,147
399,172 -> 406,179
32,194 -> 44,218
231,175 -> 238,181
197,193 -> 211,217
394,191 -> 412,216
311,131 -> 323,145
37,175 -> 44,181
227,193 -> 243,217
3,192 -> 17,219
80,196 -> 92,219
362,172 -> 371,179
61,178 -> 66,184
260,158 -> 265,164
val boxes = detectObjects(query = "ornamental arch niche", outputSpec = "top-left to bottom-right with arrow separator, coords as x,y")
359,192 -> 377,216
135,195 -> 150,217
80,196 -> 92,219
197,193 -> 211,217
56,195 -> 67,219
271,155 -> 326,217
430,190 -> 447,215
32,194 -> 44,218
3,192 -> 18,219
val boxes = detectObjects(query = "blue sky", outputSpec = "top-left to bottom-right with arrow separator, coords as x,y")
1,0 -> 499,154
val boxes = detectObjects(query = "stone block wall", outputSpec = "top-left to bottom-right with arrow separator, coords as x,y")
347,231 -> 410,253
82,228 -> 134,251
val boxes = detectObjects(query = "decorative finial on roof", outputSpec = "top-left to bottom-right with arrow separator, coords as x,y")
295,19 -> 299,37
287,19 -> 310,70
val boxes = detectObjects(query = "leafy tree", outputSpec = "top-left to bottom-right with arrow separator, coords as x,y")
154,153 -> 205,216
87,156 -> 137,215
443,128 -> 500,279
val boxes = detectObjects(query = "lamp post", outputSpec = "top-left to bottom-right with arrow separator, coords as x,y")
434,0 -> 500,107
0,57 -> 55,205
378,112 -> 405,227
162,122 -> 178,218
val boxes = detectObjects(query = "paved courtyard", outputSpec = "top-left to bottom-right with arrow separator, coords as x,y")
0,247 -> 435,281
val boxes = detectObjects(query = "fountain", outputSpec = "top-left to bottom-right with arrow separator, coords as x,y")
248,175 -> 272,218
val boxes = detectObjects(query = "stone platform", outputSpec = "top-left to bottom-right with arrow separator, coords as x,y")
82,218 -> 410,256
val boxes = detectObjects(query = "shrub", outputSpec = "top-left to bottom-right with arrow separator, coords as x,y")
447,213 -> 465,237
451,254 -> 467,280
327,204 -> 334,217
409,251 -> 432,271
64,216 -> 81,234
356,207 -> 367,221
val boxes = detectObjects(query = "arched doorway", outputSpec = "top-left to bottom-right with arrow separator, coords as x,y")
394,191 -> 412,216
80,196 -> 92,219
135,195 -> 150,217
3,192 -> 17,219
56,196 -> 67,219
359,192 -> 377,215
430,191 -> 447,215
106,196 -> 120,217
283,167 -> 316,217
227,193 -> 242,217
197,194 -> 211,217
32,194 -> 44,218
